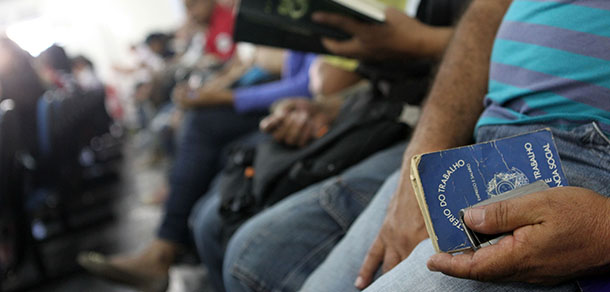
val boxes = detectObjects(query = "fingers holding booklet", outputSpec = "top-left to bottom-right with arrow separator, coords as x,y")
313,7 -> 451,60
427,186 -> 610,285
410,129 -> 568,253
411,129 -> 610,285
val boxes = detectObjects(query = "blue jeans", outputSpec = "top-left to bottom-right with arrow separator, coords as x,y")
157,106 -> 264,245
217,142 -> 408,292
301,122 -> 610,292
192,190 -> 226,292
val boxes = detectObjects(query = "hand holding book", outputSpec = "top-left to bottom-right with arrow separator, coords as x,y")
427,186 -> 610,285
313,8 -> 452,60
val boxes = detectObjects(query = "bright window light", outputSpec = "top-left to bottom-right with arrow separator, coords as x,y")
6,17 -> 57,57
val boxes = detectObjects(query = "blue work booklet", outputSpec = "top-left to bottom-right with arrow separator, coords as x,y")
410,129 -> 568,253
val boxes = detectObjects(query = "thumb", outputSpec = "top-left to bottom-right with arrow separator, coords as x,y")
464,195 -> 544,235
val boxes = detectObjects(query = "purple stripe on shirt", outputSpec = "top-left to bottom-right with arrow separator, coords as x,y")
484,94 -> 543,116
490,63 -> 610,112
482,106 -> 610,134
522,0 -> 610,11
497,21 -> 610,61
481,105 -> 520,121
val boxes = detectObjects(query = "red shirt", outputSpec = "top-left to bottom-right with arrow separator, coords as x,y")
205,4 -> 236,61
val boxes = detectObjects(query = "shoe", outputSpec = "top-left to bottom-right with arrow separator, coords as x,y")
78,252 -> 169,292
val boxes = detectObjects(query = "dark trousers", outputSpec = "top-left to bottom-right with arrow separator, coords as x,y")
157,106 -> 265,245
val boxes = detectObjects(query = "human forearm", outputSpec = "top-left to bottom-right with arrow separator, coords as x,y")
356,1 -> 515,287
185,88 -> 234,107
409,26 -> 454,59
395,0 -> 514,220
402,0 -> 513,168
233,69 -> 312,113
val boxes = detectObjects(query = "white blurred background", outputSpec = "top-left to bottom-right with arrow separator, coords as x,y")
0,0 -> 186,80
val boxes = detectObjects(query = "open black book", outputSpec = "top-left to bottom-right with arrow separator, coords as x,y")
234,0 -> 386,54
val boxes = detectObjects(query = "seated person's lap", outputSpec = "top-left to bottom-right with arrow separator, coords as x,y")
302,123 -> 610,292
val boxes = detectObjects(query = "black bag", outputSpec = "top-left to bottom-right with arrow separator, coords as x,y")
218,87 -> 409,233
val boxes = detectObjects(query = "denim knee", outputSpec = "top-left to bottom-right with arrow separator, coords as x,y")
191,194 -> 226,292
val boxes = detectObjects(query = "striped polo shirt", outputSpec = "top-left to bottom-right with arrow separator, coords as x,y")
476,0 -> 610,135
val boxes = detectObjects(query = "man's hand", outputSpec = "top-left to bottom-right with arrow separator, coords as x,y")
312,8 -> 452,60
260,99 -> 333,147
427,187 -> 610,285
355,166 -> 429,290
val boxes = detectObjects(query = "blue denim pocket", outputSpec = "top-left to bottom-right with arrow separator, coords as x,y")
319,176 -> 382,231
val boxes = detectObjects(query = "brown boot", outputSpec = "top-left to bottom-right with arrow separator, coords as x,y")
78,240 -> 176,292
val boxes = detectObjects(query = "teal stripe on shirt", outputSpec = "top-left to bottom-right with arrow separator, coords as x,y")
491,39 -> 610,90
504,0 -> 610,38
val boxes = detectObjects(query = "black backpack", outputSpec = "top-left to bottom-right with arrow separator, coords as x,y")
218,87 -> 409,237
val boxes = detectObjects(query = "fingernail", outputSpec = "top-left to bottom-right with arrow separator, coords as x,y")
354,276 -> 363,288
467,207 -> 485,227
427,256 -> 439,272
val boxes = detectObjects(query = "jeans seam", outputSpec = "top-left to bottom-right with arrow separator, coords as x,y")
338,177 -> 374,207
319,184 -> 351,231
231,265 -> 271,292
228,194 -> 324,292
592,122 -> 610,146
229,219 -> 345,292
229,218 -> 278,292
279,230 -> 344,290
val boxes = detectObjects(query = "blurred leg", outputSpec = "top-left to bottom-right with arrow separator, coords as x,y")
192,192 -> 226,292
79,107 -> 264,291
158,107 -> 263,245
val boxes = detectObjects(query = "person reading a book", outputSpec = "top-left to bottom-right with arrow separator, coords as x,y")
298,0 -> 610,291
216,1 -> 472,292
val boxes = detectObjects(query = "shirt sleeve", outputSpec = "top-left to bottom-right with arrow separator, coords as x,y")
233,51 -> 317,113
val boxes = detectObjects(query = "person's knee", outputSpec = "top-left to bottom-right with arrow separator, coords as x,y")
191,195 -> 221,247
190,202 -> 209,249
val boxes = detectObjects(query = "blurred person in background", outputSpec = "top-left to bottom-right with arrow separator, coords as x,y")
0,37 -> 47,154
37,44 -> 79,92
71,55 -> 104,92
